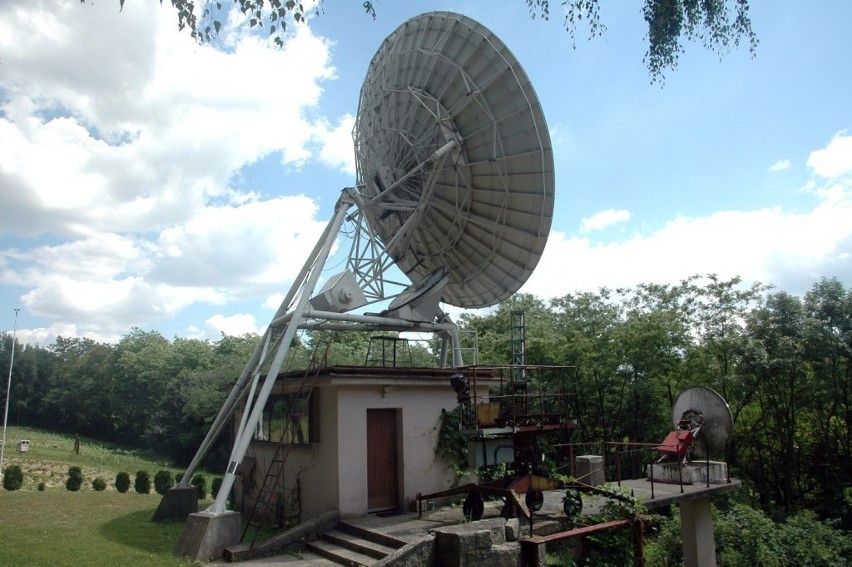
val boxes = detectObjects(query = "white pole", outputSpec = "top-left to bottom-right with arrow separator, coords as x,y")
0,308 -> 21,484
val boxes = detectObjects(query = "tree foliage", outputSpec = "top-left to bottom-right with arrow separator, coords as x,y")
3,274 -> 851,529
645,502 -> 852,567
134,470 -> 151,494
527,0 -> 758,82
458,275 -> 852,521
89,1 -> 757,83
2,464 -> 24,491
115,471 -> 131,493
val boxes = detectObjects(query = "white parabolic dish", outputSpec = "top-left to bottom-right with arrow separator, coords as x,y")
353,11 -> 555,309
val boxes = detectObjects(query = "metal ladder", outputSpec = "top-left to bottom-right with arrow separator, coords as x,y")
241,340 -> 331,547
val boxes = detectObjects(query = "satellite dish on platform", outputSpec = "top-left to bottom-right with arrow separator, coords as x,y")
353,11 -> 555,308
672,386 -> 734,459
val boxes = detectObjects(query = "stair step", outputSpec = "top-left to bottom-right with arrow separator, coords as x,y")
323,529 -> 397,559
298,551 -> 345,566
307,539 -> 378,567
336,521 -> 408,549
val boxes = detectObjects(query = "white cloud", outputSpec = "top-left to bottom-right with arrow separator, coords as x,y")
523,132 -> 852,300
0,194 -> 326,337
769,159 -> 791,172
0,0 -> 348,238
580,209 -> 631,232
314,115 -> 357,174
0,0 -> 351,341
807,130 -> 852,179
192,313 -> 262,341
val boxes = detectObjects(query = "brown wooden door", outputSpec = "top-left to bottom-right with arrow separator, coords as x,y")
367,408 -> 399,511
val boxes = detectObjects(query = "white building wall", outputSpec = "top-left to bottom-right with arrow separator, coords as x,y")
285,386 -> 340,520
241,377 -> 487,521
335,383 -> 459,517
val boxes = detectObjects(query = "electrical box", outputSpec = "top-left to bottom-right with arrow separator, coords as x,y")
467,438 -> 514,468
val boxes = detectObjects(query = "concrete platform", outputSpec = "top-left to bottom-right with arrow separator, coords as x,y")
215,477 -> 741,565
618,477 -> 741,510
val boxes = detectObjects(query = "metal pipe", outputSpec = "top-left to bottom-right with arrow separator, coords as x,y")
0,308 -> 20,483
364,140 -> 459,206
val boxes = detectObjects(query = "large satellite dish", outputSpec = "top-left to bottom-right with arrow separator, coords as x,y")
167,12 -> 556,543
353,11 -> 555,308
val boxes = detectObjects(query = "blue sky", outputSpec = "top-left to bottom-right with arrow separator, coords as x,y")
1,0 -> 850,345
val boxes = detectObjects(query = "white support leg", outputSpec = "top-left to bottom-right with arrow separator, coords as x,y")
680,497 -> 717,567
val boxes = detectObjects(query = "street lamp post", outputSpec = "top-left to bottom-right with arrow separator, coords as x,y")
0,308 -> 21,484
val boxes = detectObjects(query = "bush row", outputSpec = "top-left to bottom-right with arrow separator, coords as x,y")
2,464 -> 219,497
118,470 -> 214,498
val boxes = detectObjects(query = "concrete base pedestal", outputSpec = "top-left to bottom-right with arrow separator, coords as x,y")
152,486 -> 198,522
574,455 -> 605,486
680,497 -> 716,567
174,510 -> 241,562
648,461 -> 727,485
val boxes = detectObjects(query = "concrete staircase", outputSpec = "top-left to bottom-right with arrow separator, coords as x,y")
304,521 -> 407,566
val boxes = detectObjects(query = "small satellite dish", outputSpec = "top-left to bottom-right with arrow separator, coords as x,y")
671,386 -> 734,459
353,11 -> 555,308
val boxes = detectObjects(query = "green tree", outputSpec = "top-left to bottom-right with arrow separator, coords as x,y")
2,464 -> 24,491
147,333 -> 259,465
66,466 -> 83,491
115,471 -> 131,493
615,280 -> 697,442
154,470 -> 175,495
112,329 -> 171,444
738,291 -> 811,512
550,288 -> 628,443
800,277 -> 852,517
42,337 -> 116,438
460,293 -> 562,366
134,470 -> 151,494
2,340 -> 55,428
92,1 -> 756,83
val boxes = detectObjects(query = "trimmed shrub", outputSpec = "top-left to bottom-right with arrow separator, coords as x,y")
92,477 -> 107,491
154,470 -> 174,495
134,470 -> 151,494
191,472 -> 207,500
66,466 -> 83,492
2,464 -> 24,491
37,481 -> 46,492
115,471 -> 131,493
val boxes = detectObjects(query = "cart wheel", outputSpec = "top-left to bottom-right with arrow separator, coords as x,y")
562,489 -> 583,520
463,493 -> 485,521
525,490 -> 544,512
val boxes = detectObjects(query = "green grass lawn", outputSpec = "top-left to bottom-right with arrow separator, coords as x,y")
1,426 -> 184,491
0,491 -> 200,567
1,426 -> 218,566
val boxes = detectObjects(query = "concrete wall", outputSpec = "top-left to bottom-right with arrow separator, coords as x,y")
234,388 -> 340,523
238,377 -> 483,521
335,383 -> 459,516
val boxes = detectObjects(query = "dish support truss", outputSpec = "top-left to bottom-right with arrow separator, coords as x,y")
169,183 -> 467,519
